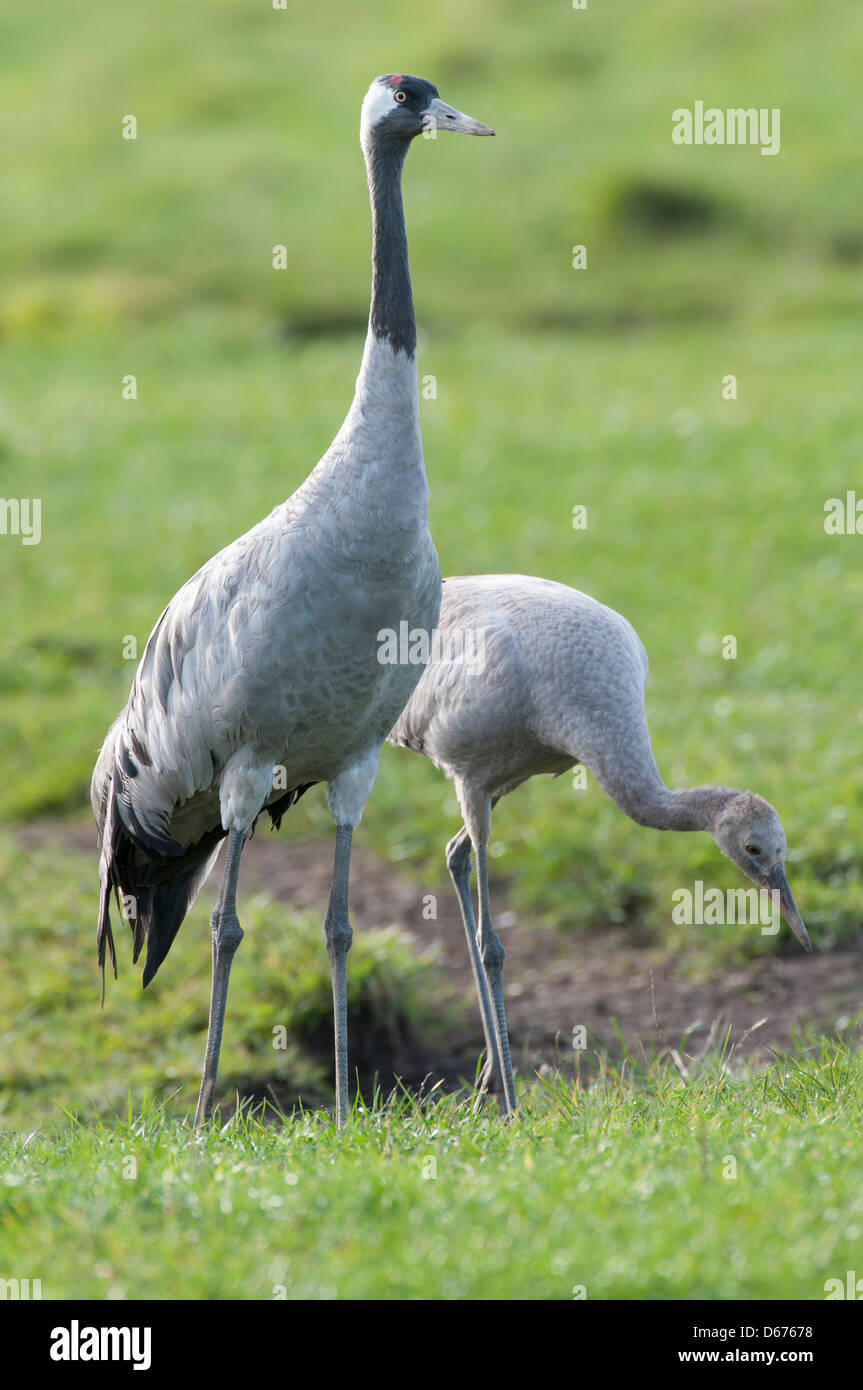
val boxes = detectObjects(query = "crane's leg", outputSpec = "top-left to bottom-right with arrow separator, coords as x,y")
474,840 -> 518,1116
446,826 -> 503,1104
323,748 -> 385,1128
325,823 -> 355,1129
195,827 -> 246,1128
456,783 -> 518,1116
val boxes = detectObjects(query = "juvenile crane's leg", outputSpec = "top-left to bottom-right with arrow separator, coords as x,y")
325,824 -> 354,1129
474,837 -> 517,1115
195,827 -> 246,1128
446,827 -> 503,1101
457,783 -> 518,1116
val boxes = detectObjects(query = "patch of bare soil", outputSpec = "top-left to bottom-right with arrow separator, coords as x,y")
36,821 -> 862,1099
234,834 -> 862,1089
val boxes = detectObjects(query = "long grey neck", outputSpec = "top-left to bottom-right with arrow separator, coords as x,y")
609,778 -> 741,833
306,126 -> 426,531
363,131 -> 416,357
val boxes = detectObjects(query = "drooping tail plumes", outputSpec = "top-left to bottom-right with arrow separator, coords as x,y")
95,768 -> 222,997
94,753 -> 315,997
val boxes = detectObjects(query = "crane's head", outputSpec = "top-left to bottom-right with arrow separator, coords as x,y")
712,791 -> 811,951
360,74 -> 495,145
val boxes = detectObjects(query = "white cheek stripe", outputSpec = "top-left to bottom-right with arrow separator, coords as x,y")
360,81 -> 398,132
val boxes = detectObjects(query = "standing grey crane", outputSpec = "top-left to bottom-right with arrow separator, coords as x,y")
91,75 -> 494,1129
389,574 -> 812,1114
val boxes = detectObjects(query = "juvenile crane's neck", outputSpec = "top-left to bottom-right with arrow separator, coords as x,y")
614,779 -> 740,834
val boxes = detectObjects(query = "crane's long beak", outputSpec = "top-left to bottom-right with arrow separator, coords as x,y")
767,864 -> 812,953
425,97 -> 495,136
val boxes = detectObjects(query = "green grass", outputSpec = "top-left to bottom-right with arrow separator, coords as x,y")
0,832 -> 451,1129
1,1041 -> 860,1299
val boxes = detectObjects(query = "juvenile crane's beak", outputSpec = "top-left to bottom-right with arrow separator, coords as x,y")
766,864 -> 812,953
425,97 -> 495,136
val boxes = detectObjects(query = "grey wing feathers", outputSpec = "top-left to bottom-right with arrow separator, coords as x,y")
91,534 -> 312,991
100,541 -> 268,856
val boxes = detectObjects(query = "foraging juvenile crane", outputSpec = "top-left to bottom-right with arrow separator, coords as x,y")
389,574 -> 812,1113
92,76 -> 494,1128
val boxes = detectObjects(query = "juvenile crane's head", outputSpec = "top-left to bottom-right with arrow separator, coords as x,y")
360,74 -> 495,146
712,791 -> 811,951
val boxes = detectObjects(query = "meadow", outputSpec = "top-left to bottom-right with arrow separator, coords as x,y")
0,0 -> 861,1299
2,1045 -> 861,1301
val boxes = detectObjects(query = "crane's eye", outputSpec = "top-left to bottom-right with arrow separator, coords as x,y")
394,90 -> 407,103
745,843 -> 762,856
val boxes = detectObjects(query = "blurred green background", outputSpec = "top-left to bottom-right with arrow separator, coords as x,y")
1,0 -> 862,1121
